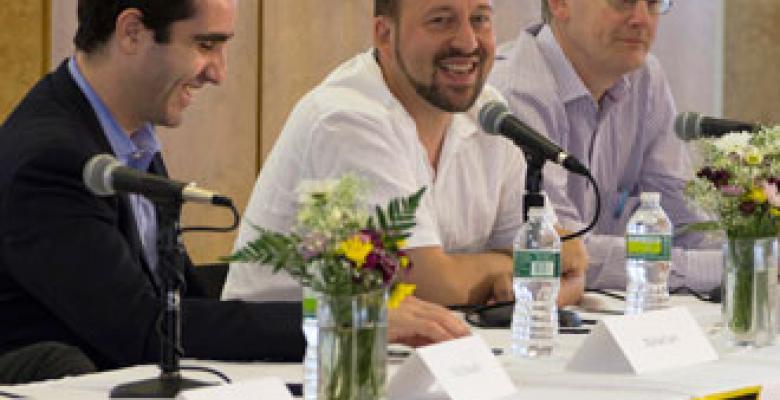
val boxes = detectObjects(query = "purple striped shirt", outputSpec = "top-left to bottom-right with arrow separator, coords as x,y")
490,25 -> 719,290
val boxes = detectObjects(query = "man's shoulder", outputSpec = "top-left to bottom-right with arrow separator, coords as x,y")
307,52 -> 397,120
490,30 -> 561,109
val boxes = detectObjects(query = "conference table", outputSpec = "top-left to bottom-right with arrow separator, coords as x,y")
3,292 -> 780,399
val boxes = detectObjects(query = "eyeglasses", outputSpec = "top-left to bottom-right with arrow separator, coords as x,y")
605,0 -> 673,15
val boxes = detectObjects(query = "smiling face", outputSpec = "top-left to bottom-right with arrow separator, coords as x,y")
376,0 -> 495,113
551,0 -> 659,85
136,0 -> 236,127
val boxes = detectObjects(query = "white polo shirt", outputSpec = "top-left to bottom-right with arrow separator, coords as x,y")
222,50 -> 527,301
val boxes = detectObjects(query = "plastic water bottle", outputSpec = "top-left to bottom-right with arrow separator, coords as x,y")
511,206 -> 561,358
302,287 -> 318,400
625,192 -> 672,314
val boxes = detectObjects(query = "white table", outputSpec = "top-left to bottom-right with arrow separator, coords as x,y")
2,294 -> 778,399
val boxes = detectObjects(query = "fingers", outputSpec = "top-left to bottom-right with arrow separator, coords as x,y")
387,296 -> 470,347
491,273 -> 514,302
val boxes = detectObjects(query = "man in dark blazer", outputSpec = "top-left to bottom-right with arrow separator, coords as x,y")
0,0 -> 469,383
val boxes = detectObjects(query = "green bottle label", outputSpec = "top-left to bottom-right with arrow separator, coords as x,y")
513,250 -> 561,278
626,234 -> 671,261
302,296 -> 317,318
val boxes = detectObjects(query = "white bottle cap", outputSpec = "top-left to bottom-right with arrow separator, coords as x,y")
640,192 -> 661,204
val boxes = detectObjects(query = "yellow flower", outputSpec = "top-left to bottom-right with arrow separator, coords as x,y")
771,208 -> 780,217
396,239 -> 407,249
747,187 -> 768,203
744,147 -> 764,165
399,256 -> 410,269
337,235 -> 373,268
388,283 -> 417,309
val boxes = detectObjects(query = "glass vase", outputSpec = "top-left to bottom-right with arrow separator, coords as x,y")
317,289 -> 387,400
722,237 -> 778,347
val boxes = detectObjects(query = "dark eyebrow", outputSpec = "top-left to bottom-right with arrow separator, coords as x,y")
424,4 -> 493,15
475,4 -> 494,13
192,33 -> 234,42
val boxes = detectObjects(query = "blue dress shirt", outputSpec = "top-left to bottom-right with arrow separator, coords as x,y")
68,57 -> 162,284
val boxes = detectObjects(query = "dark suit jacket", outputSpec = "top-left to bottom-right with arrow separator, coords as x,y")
0,61 -> 304,369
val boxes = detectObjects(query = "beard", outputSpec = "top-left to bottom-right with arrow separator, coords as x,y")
394,40 -> 489,113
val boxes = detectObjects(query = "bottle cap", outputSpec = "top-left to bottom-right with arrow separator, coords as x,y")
640,192 -> 661,204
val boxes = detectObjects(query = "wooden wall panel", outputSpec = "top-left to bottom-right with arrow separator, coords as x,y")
724,0 -> 780,124
0,1 -> 48,119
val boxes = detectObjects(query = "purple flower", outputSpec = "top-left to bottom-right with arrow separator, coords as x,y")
712,169 -> 731,188
739,200 -> 757,215
360,229 -> 384,248
697,167 -> 714,180
363,251 -> 381,271
719,185 -> 744,197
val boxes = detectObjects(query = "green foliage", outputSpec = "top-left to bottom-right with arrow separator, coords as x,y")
224,175 -> 426,296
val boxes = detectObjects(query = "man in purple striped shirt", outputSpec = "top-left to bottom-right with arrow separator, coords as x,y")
490,0 -> 720,291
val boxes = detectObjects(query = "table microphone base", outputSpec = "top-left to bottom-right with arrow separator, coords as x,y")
109,375 -> 214,398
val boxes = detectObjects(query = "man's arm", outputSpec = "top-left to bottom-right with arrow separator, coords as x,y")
405,242 -> 586,306
557,227 -> 587,306
388,295 -> 470,347
405,247 -> 513,306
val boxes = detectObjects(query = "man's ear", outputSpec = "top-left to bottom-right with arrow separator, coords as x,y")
373,16 -> 395,60
114,8 -> 149,54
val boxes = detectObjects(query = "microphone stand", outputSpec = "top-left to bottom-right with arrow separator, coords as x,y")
110,200 -> 213,398
523,150 -> 547,222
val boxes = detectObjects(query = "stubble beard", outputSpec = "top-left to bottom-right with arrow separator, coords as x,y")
394,37 -> 487,113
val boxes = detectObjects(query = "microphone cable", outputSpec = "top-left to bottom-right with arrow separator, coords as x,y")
180,199 -> 241,234
560,169 -> 601,241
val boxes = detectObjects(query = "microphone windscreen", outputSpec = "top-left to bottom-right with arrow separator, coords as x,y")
674,111 -> 702,141
83,153 -> 120,196
478,101 -> 510,134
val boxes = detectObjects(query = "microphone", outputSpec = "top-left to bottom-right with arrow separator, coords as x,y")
82,154 -> 232,206
675,111 -> 760,141
478,101 -> 589,176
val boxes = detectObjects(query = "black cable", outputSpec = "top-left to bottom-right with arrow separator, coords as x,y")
179,366 -> 232,384
670,286 -> 714,302
586,288 -> 626,301
561,170 -> 601,241
180,201 -> 240,233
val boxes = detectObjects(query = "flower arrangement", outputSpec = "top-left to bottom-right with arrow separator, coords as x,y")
685,126 -> 780,345
225,174 -> 425,399
225,174 -> 424,296
685,127 -> 780,237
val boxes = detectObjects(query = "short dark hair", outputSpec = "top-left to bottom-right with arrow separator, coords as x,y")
74,0 -> 196,54
374,0 -> 400,19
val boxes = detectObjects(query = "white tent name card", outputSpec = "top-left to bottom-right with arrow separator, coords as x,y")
567,307 -> 718,374
388,335 -> 518,400
176,377 -> 294,400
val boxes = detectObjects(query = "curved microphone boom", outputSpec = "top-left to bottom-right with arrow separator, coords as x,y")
83,154 -> 232,206
675,111 -> 760,141
478,101 -> 589,176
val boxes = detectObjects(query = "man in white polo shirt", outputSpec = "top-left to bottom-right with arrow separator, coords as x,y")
223,0 -> 588,306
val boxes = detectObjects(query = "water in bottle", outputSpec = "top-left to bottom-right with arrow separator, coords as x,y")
625,192 -> 672,314
511,207 -> 561,358
302,287 -> 318,400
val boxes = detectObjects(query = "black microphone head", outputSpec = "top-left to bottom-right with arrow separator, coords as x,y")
83,153 -> 121,196
674,111 -> 703,141
478,101 -> 511,134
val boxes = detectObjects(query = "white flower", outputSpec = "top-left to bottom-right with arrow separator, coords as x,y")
296,179 -> 338,203
713,131 -> 752,155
